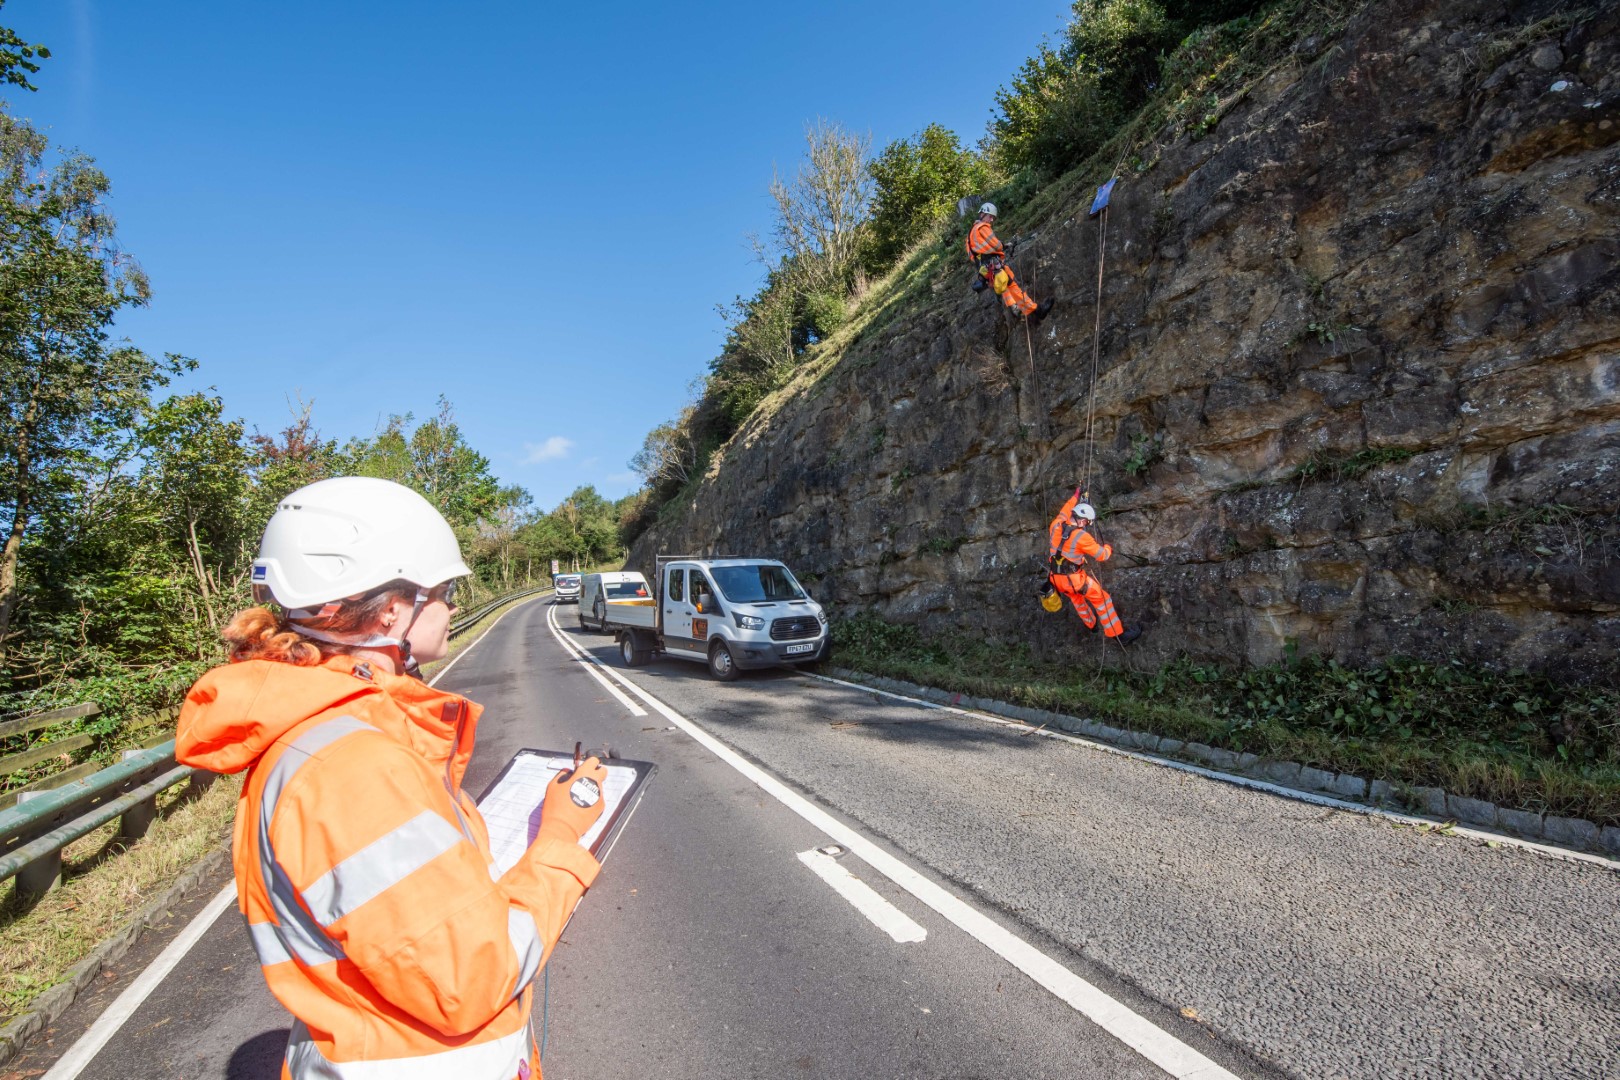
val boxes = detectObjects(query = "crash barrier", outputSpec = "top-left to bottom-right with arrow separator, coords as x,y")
0,584 -> 552,898
447,584 -> 552,639
0,704 -> 207,898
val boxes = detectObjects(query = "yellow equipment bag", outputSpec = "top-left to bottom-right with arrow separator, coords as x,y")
1039,585 -> 1063,613
992,268 -> 1010,296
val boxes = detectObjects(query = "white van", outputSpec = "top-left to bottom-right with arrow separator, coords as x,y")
578,571 -> 656,632
596,557 -> 829,680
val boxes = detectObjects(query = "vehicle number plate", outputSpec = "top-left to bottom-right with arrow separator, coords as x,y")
785,643 -> 815,655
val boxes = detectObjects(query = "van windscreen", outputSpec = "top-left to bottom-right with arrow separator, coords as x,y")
710,564 -> 805,603
606,581 -> 649,599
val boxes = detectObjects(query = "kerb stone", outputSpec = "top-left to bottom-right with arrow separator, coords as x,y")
1542,815 -> 1598,850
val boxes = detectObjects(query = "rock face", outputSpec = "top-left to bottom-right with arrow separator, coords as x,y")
633,0 -> 1620,679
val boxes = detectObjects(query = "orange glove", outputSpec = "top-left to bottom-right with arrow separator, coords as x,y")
535,756 -> 608,847
1098,543 -> 1113,562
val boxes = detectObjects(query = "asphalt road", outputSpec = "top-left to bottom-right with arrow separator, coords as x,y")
10,595 -> 1618,1079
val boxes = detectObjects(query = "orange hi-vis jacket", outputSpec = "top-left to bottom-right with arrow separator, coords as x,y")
966,219 -> 1005,264
1048,492 -> 1113,574
177,655 -> 600,1080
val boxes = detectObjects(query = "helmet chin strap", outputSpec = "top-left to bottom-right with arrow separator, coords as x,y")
288,589 -> 430,666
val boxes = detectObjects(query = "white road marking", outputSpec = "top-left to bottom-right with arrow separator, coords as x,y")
547,623 -> 1238,1080
41,594 -> 537,1079
797,849 -> 927,943
44,884 -> 239,1080
546,605 -> 649,716
805,671 -> 1620,873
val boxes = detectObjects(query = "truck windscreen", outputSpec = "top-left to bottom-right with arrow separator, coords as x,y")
711,564 -> 805,603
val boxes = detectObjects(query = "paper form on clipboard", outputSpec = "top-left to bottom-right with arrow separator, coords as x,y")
476,749 -> 656,873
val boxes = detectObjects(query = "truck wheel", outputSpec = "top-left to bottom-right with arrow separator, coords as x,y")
621,632 -> 650,667
708,640 -> 740,682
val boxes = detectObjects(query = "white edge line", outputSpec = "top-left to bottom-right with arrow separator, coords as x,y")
545,606 -> 648,717
550,634 -> 1237,1080
804,671 -> 1620,873
48,591 -> 543,1079
797,849 -> 926,944
44,883 -> 240,1080
428,590 -> 552,688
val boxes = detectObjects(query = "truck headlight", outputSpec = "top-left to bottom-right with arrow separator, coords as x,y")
816,611 -> 828,626
734,613 -> 765,631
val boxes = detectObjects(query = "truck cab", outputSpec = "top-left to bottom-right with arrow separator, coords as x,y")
659,558 -> 828,679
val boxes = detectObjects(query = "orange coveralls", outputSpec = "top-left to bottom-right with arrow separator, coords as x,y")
177,655 -> 600,1080
966,219 -> 1039,317
1047,493 -> 1124,637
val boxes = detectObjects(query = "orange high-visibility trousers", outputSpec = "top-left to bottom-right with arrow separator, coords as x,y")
980,264 -> 1038,316
1049,571 -> 1123,637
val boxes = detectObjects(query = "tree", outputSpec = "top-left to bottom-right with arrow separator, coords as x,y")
765,120 -> 873,298
0,107 -> 180,661
348,397 -> 504,528
865,124 -> 995,273
630,406 -> 699,489
0,2 -> 50,93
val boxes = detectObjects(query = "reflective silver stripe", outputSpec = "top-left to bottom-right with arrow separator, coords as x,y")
247,921 -> 294,967
256,716 -> 379,968
507,907 -> 543,995
285,1018 -> 530,1079
301,810 -> 464,927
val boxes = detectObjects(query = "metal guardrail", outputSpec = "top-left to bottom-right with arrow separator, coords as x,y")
448,584 -> 552,639
0,739 -> 208,897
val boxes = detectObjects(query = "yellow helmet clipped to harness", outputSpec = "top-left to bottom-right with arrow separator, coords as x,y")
1039,582 -> 1063,613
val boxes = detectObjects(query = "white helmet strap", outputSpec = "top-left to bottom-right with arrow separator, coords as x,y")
286,588 -> 432,662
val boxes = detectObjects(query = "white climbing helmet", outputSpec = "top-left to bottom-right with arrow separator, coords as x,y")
250,477 -> 472,613
979,202 -> 998,217
1072,502 -> 1097,523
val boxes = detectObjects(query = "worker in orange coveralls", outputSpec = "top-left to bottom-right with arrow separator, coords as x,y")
177,477 -> 606,1080
1047,487 -> 1142,645
967,202 -> 1054,324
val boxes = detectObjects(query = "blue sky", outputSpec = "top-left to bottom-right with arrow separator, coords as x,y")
6,1 -> 1072,510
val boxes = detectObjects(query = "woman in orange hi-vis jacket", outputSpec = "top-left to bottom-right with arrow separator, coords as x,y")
966,202 -> 1054,324
1047,488 -> 1142,645
177,477 -> 606,1080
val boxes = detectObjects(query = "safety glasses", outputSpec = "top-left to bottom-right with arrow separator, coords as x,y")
422,580 -> 458,609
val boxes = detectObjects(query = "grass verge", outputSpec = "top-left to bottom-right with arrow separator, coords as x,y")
833,614 -> 1620,826
0,773 -> 241,1025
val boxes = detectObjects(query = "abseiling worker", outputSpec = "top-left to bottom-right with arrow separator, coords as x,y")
966,201 -> 1055,325
176,476 -> 607,1080
1047,487 -> 1142,646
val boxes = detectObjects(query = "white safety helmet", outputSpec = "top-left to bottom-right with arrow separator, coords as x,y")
979,202 -> 998,217
1072,501 -> 1097,523
251,477 -> 472,613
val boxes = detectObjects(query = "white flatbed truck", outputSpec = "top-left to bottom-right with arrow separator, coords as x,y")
597,556 -> 830,681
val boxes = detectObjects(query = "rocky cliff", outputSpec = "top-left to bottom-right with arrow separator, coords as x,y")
633,0 -> 1620,679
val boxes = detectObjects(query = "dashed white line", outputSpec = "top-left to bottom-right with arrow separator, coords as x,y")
548,623 -> 1239,1080
797,849 -> 927,943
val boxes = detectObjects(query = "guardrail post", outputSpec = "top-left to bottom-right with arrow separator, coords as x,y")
118,794 -> 158,841
15,849 -> 62,898
186,770 -> 216,798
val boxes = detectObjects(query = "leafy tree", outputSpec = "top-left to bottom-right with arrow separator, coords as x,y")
246,397 -> 347,533
630,406 -> 699,490
0,2 -> 50,93
348,396 -> 505,528
0,107 -> 181,661
864,123 -> 995,273
765,120 -> 873,298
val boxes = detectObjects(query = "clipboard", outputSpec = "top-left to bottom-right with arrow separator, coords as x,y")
476,749 -> 656,873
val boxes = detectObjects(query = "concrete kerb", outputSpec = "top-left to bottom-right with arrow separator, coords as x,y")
0,843 -> 231,1067
815,667 -> 1620,868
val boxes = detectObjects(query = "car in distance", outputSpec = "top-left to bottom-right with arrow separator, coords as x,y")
552,574 -> 582,604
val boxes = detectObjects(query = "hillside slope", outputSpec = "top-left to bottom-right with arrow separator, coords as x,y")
633,0 -> 1619,679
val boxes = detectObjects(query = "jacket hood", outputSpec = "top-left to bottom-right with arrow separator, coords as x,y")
176,657 -> 481,783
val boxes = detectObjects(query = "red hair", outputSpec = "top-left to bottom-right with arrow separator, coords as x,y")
223,580 -> 415,665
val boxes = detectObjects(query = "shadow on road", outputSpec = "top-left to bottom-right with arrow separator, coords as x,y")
227,1028 -> 288,1079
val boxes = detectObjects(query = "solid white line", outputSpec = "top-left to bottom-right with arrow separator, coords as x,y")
797,849 -> 926,944
428,590 -> 552,688
804,671 -> 1620,873
44,595 -> 535,1079
544,606 -> 649,717
44,883 -> 240,1080
552,639 -> 1237,1080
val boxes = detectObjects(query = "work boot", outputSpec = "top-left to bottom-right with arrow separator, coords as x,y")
1029,298 -> 1055,326
1116,625 -> 1143,646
